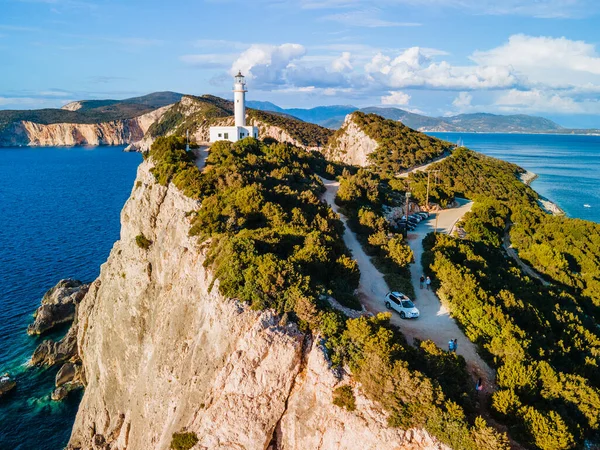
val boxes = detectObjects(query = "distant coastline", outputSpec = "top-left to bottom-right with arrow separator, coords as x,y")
519,170 -> 565,216
424,130 -> 600,137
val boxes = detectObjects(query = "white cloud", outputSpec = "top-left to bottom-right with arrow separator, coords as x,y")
193,33 -> 600,117
366,47 -> 519,90
381,91 -> 411,105
230,44 -> 306,87
453,92 -> 473,109
331,52 -> 353,72
495,89 -> 587,113
321,9 -> 421,27
472,34 -> 600,90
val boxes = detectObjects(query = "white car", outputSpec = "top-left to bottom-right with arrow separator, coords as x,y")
384,292 -> 420,319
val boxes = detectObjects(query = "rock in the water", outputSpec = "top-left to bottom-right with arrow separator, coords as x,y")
27,279 -> 89,336
56,362 -> 77,387
51,363 -> 84,402
51,386 -> 68,401
30,311 -> 79,366
0,373 -> 16,397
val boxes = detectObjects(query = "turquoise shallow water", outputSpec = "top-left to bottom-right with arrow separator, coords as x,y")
0,146 -> 141,450
429,133 -> 600,223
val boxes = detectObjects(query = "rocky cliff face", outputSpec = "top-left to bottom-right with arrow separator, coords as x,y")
325,114 -> 378,166
3,105 -> 172,147
67,160 -> 448,450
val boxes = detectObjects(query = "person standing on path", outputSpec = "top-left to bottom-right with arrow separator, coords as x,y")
420,275 -> 425,289
453,339 -> 458,353
426,276 -> 431,290
475,378 -> 483,394
448,339 -> 455,352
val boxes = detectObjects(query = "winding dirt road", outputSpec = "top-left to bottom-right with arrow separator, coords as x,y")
503,223 -> 551,287
321,178 -> 495,392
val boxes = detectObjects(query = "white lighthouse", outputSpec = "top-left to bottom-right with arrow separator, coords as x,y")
209,71 -> 259,143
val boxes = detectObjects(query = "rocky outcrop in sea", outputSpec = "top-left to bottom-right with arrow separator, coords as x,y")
27,279 -> 89,336
28,278 -> 90,402
0,373 -> 16,398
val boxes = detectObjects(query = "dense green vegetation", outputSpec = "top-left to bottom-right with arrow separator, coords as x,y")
407,147 -> 536,208
417,148 -> 600,449
332,385 -> 356,411
149,135 -> 361,312
511,209 -> 600,306
248,109 -> 334,148
148,135 -> 507,449
327,313 -> 508,449
330,112 -> 453,175
170,431 -> 198,450
336,169 -> 415,297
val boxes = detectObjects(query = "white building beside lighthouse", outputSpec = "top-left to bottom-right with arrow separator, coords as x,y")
209,72 -> 259,143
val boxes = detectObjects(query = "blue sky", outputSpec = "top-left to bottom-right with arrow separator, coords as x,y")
1,0 -> 600,127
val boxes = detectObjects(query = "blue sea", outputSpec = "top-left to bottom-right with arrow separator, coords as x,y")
429,133 -> 600,223
0,135 -> 599,449
0,146 -> 141,450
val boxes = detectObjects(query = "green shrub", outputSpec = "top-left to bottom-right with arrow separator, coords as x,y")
332,385 -> 356,411
170,431 -> 199,450
135,234 -> 152,250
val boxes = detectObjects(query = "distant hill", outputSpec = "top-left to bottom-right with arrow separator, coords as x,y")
61,91 -> 184,113
247,102 -> 599,135
0,92 -> 184,134
247,102 -> 357,126
440,112 -> 563,133
326,112 -> 453,172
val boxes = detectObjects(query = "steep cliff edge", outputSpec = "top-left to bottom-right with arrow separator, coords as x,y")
2,105 -> 173,147
325,114 -> 378,166
67,159 -> 449,450
325,112 -> 453,173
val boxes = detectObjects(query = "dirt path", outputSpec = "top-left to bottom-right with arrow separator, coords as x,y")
321,178 -> 495,392
503,223 -> 551,287
192,146 -> 210,171
396,152 -> 450,178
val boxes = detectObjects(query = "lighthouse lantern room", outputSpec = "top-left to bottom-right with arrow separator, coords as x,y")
209,71 -> 259,143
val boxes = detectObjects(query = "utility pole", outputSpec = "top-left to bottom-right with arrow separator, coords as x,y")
425,172 -> 431,212
404,191 -> 411,237
425,170 -> 440,212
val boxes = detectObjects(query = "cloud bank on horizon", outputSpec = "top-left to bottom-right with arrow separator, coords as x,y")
1,0 -> 600,126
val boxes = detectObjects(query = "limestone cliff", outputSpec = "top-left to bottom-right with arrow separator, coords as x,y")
67,160 -> 448,450
2,105 -> 172,147
325,113 -> 379,166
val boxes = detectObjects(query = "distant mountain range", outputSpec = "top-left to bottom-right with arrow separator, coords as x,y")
247,101 -> 599,135
2,92 -> 598,142
0,92 -> 184,134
